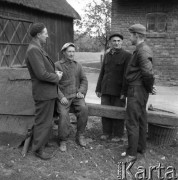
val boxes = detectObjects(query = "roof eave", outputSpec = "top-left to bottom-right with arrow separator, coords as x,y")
1,0 -> 81,20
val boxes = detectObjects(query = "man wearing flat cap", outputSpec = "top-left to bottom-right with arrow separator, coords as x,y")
96,32 -> 131,142
25,23 -> 62,160
55,42 -> 88,152
122,24 -> 155,162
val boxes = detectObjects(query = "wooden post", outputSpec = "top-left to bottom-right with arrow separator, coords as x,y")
100,54 -> 103,66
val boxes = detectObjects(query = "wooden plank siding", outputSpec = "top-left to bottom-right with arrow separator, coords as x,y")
0,2 -> 74,66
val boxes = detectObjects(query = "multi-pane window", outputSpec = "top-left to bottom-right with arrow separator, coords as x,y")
146,13 -> 167,33
0,15 -> 32,67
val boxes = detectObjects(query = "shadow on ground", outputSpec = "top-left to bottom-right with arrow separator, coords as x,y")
0,117 -> 178,180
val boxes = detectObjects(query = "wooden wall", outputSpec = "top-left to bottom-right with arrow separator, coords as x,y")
0,2 -> 74,64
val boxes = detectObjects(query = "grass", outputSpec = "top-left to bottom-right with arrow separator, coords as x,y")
75,52 -> 103,63
82,62 -> 101,69
74,52 -> 103,71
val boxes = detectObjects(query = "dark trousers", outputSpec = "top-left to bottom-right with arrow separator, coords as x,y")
101,95 -> 126,137
32,99 -> 55,152
57,97 -> 88,141
126,85 -> 149,156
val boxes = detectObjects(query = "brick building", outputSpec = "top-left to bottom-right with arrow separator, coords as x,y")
111,0 -> 178,84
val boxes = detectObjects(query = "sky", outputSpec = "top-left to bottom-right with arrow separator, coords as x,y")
66,0 -> 90,17
66,0 -> 95,32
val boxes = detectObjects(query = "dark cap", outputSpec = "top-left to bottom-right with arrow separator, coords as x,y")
128,24 -> 146,35
109,32 -> 123,40
30,23 -> 46,37
61,42 -> 75,52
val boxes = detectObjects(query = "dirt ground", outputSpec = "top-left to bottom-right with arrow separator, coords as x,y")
0,116 -> 178,180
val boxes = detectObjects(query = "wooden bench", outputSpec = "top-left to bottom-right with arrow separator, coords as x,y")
86,103 -> 178,145
0,68 -> 177,145
86,103 -> 178,127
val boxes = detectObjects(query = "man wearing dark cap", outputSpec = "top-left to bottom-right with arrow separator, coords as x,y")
55,42 -> 88,152
25,23 -> 62,160
122,24 -> 155,162
96,32 -> 131,142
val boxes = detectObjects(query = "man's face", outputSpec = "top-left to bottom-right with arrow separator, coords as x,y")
110,36 -> 123,49
129,32 -> 137,45
63,46 -> 75,61
38,28 -> 48,44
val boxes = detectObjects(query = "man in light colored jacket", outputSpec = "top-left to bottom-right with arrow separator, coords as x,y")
55,42 -> 88,152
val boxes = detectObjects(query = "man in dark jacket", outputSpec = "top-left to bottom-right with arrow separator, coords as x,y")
25,23 -> 62,160
55,43 -> 88,152
96,33 -> 131,142
123,24 -> 155,162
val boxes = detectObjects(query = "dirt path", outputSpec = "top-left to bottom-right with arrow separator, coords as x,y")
0,117 -> 178,180
85,72 -> 178,114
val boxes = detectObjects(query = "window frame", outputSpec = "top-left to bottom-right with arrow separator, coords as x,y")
0,15 -> 33,68
146,12 -> 167,33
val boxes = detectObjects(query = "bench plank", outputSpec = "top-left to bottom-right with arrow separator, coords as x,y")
87,103 -> 178,127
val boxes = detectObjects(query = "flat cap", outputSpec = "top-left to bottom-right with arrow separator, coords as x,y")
128,24 -> 146,35
109,32 -> 123,40
61,42 -> 75,52
30,23 -> 45,37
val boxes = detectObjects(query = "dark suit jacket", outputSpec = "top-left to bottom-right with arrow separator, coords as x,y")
25,39 -> 59,101
125,42 -> 154,93
96,48 -> 131,96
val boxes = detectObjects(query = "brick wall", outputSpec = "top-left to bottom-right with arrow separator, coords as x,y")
112,0 -> 178,84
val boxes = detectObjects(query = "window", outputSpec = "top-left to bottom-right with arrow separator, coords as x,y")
146,13 -> 167,33
0,15 -> 33,67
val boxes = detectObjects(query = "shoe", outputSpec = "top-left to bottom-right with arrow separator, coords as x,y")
111,136 -> 122,142
34,149 -> 52,160
122,155 -> 137,163
45,142 -> 55,148
100,134 -> 110,140
137,149 -> 146,154
59,141 -> 67,152
76,135 -> 86,147
137,149 -> 146,158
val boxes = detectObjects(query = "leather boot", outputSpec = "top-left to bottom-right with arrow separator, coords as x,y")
111,136 -> 123,142
100,134 -> 110,140
76,135 -> 86,147
59,141 -> 67,152
34,149 -> 52,160
45,142 -> 55,148
122,155 -> 137,163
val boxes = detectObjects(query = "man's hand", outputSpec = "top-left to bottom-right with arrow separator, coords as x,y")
57,74 -> 62,81
96,92 -> 102,98
77,92 -> 84,99
151,86 -> 157,95
55,71 -> 63,80
60,97 -> 68,105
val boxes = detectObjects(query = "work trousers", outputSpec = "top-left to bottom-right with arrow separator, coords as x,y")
101,95 -> 126,137
32,99 -> 55,152
57,97 -> 88,141
126,85 -> 149,156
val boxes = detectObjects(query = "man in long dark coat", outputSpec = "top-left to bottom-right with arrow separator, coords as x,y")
96,33 -> 131,142
25,23 -> 62,160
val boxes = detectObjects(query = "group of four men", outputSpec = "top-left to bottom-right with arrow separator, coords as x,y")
25,22 -> 154,163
